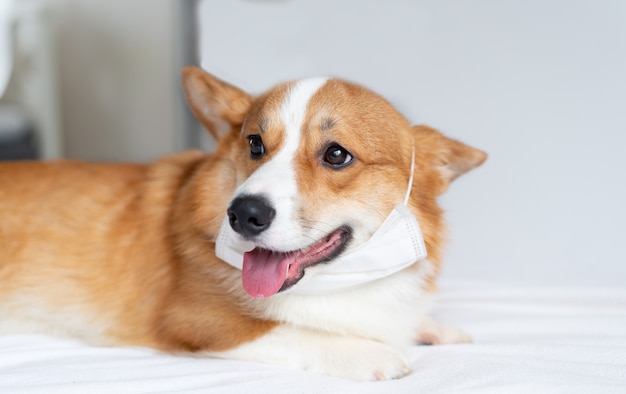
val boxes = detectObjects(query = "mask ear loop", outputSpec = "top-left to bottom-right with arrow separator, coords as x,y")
403,144 -> 416,206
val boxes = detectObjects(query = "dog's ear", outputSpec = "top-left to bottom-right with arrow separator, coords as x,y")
413,125 -> 487,187
182,67 -> 254,141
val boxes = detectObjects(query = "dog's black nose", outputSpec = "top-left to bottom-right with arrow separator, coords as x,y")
227,195 -> 276,238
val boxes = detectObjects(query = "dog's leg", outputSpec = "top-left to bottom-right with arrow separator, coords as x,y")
416,316 -> 473,345
208,324 -> 411,381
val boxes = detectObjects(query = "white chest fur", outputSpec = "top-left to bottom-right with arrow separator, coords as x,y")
257,260 -> 434,346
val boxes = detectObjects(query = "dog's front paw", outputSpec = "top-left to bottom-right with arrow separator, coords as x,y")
210,326 -> 411,381
313,337 -> 411,381
416,316 -> 473,345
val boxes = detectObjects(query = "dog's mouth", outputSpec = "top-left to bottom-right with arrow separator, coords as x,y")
241,227 -> 351,298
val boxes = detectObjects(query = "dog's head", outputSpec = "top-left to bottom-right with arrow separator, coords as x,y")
182,67 -> 486,296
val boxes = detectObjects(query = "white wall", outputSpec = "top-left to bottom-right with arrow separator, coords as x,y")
198,0 -> 626,287
44,0 -> 179,162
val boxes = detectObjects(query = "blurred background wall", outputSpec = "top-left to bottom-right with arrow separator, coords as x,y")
53,0 -> 178,161
1,0 -> 195,162
1,0 -> 624,288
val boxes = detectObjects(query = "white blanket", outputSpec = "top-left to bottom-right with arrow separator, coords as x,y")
1,282 -> 624,393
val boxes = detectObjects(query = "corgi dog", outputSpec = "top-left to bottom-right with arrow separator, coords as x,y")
0,67 -> 486,381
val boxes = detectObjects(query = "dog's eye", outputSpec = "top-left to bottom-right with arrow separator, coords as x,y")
323,144 -> 353,168
248,135 -> 265,160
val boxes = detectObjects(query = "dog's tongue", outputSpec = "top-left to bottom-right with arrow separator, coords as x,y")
242,248 -> 294,298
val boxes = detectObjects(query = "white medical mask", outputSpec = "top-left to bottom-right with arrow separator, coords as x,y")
215,147 -> 427,296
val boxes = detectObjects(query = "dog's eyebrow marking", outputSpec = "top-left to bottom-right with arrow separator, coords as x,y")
258,117 -> 267,133
320,116 -> 337,132
240,116 -> 267,135
240,117 -> 248,135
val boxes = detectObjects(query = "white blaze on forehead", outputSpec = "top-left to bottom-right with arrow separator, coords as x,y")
237,77 -> 329,195
278,77 -> 330,158
233,77 -> 328,250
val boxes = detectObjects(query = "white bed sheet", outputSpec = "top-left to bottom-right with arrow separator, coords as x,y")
1,282 -> 624,393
